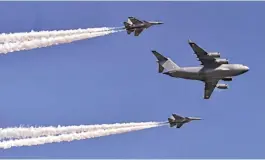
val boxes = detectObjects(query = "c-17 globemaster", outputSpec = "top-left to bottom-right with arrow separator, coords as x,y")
152,40 -> 249,99
123,17 -> 163,36
168,114 -> 202,128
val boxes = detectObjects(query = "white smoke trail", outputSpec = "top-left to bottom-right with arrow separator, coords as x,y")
0,123 -> 165,149
0,122 -> 166,140
0,29 -> 122,54
0,27 -> 121,43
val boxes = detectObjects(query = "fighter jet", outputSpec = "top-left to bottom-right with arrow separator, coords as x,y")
123,17 -> 163,36
168,114 -> 202,128
152,40 -> 249,99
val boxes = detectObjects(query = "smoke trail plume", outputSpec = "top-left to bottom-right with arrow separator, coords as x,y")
0,122 -> 165,149
0,122 -> 165,140
0,27 -> 121,43
0,29 -> 122,54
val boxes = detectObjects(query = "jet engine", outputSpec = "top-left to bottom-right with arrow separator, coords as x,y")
215,58 -> 229,64
208,52 -> 220,58
216,84 -> 228,89
222,77 -> 232,81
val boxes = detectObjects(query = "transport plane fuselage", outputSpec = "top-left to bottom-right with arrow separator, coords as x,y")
152,40 -> 249,99
163,64 -> 249,81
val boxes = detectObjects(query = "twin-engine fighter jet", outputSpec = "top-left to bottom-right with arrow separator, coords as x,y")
123,17 -> 163,36
168,114 -> 202,128
152,40 -> 249,99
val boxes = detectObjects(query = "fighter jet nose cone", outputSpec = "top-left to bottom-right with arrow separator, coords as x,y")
153,23 -> 163,25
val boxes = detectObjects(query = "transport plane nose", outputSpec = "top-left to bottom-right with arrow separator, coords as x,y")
243,66 -> 249,72
240,65 -> 249,74
245,66 -> 249,71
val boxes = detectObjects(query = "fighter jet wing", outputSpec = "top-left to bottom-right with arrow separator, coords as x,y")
188,40 -> 219,66
176,123 -> 184,128
204,80 -> 219,99
128,17 -> 143,24
172,114 -> 184,120
134,28 -> 144,36
126,29 -> 134,35
170,123 -> 176,127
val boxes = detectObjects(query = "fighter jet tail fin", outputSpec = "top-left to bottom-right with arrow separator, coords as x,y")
124,22 -> 134,34
168,117 -> 175,127
124,22 -> 130,29
152,50 -> 180,73
168,117 -> 174,123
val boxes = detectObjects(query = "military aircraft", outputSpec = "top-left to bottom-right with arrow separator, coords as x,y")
152,40 -> 249,99
168,114 -> 202,128
123,17 -> 163,36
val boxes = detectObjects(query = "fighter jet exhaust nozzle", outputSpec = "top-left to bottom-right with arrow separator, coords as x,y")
216,84 -> 228,89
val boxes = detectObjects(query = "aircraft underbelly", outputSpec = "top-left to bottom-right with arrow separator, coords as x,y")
172,71 -> 202,80
205,70 -> 236,79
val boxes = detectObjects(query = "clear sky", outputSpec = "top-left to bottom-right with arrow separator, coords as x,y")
0,1 -> 264,158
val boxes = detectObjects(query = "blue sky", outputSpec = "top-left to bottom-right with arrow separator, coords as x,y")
0,1 -> 264,158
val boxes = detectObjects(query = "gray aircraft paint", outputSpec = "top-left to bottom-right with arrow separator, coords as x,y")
168,114 -> 202,128
164,64 -> 248,81
124,17 -> 163,36
152,40 -> 249,99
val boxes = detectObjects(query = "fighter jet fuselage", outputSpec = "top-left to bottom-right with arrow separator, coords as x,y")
126,23 -> 150,30
126,21 -> 161,30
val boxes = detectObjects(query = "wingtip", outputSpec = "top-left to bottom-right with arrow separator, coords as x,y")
151,50 -> 158,54
188,39 -> 193,43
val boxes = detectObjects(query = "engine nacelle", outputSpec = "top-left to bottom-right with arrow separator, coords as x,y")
222,77 -> 232,81
208,52 -> 220,58
216,84 -> 228,89
215,58 -> 229,64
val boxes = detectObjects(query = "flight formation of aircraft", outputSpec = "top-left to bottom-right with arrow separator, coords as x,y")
123,17 -> 249,128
